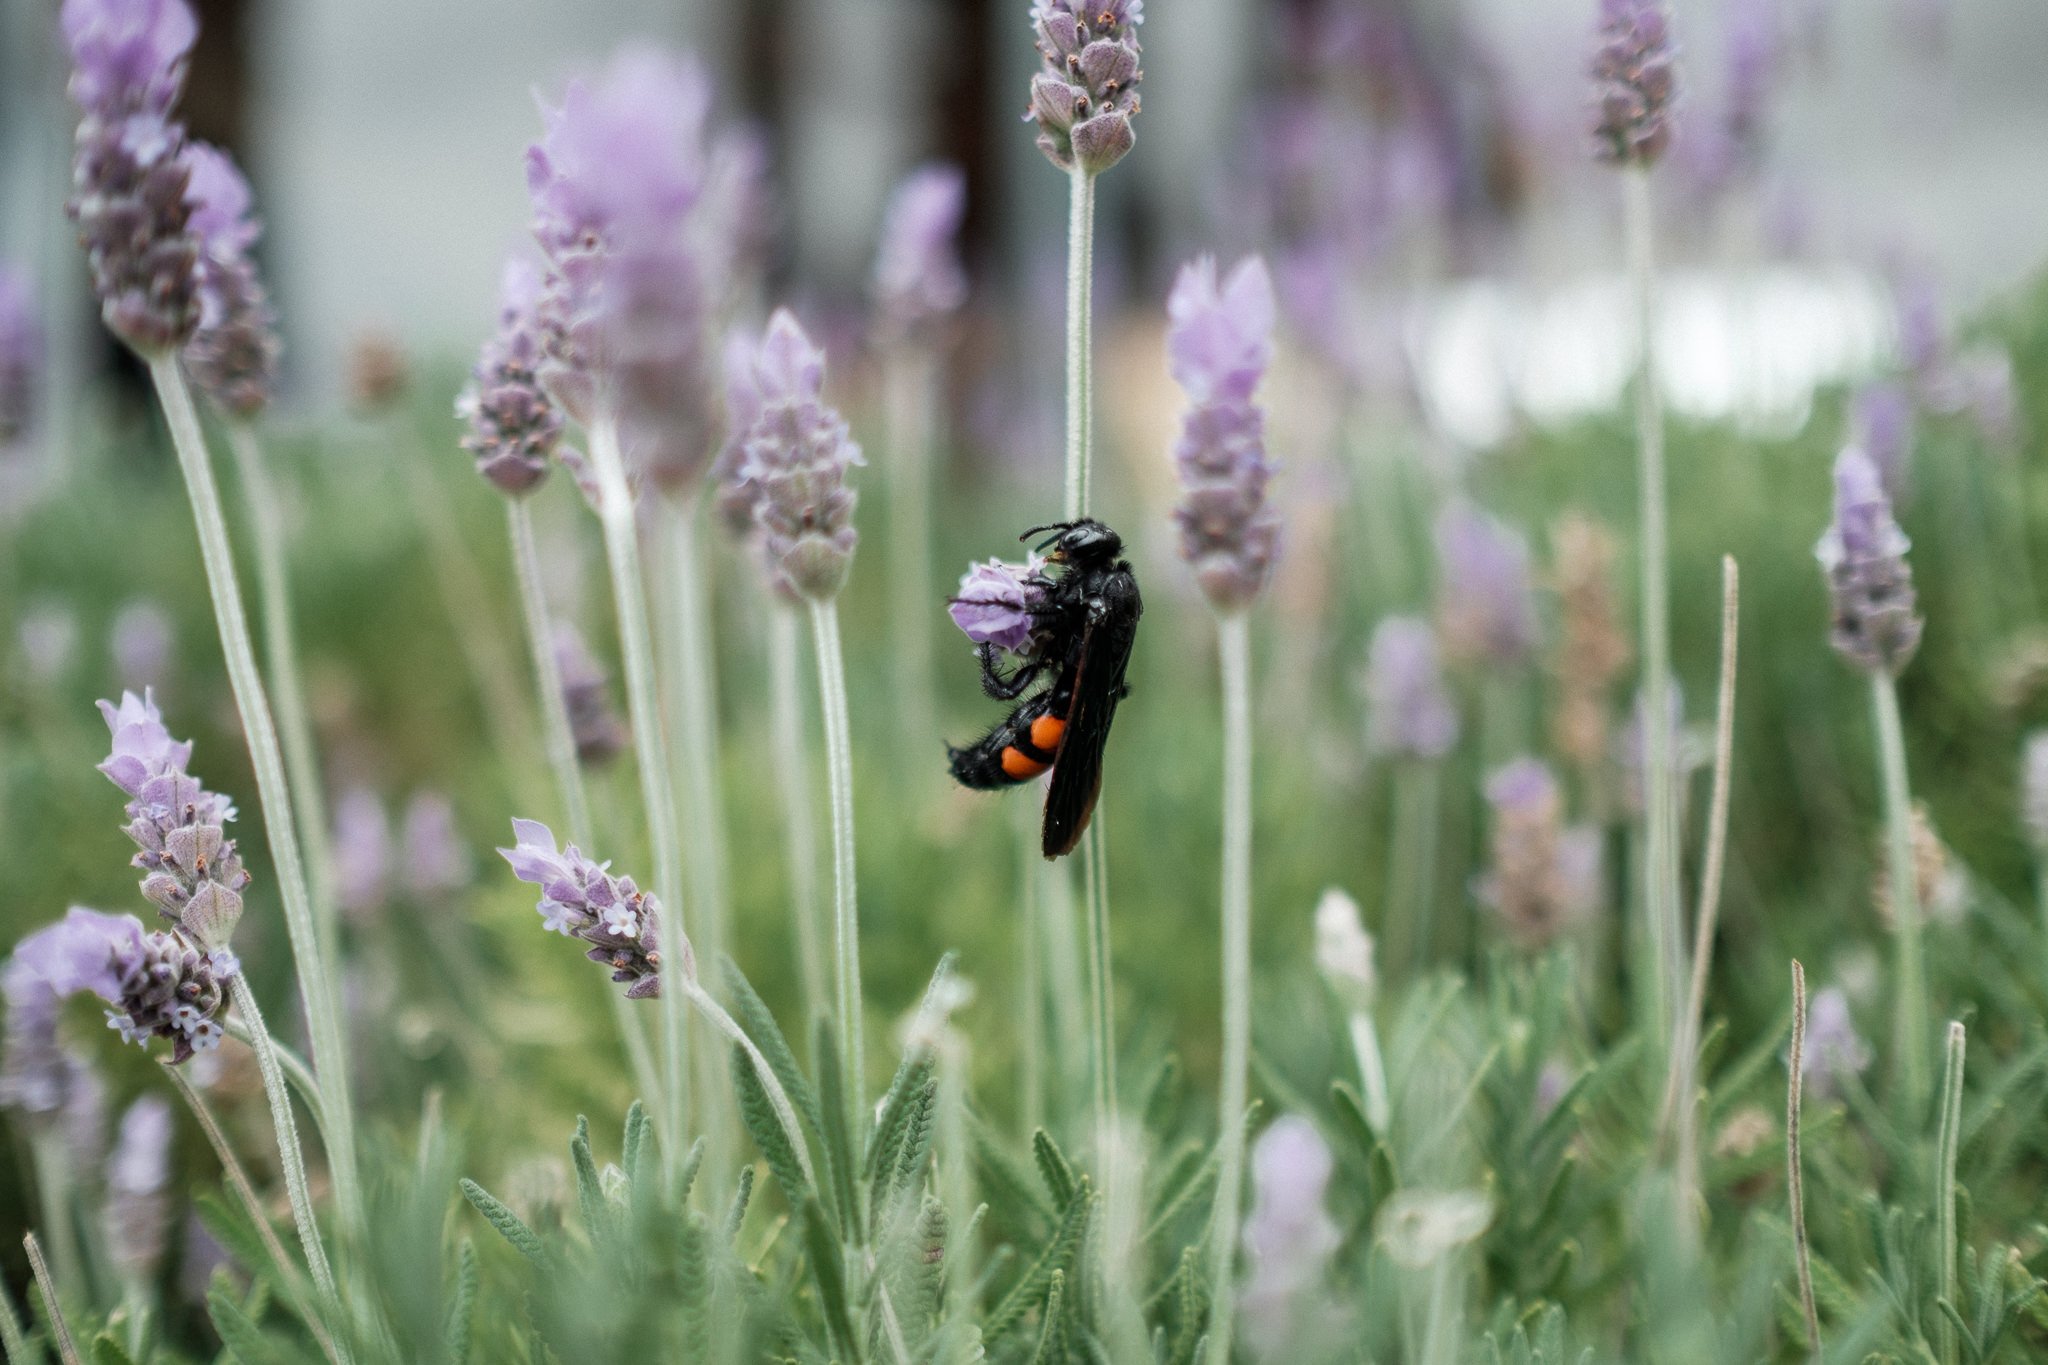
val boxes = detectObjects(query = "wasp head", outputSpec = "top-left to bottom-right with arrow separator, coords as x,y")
1027,518 -> 1123,568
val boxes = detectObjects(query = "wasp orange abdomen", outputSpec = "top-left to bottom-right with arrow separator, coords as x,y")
1029,714 -> 1067,751
1000,746 -> 1050,779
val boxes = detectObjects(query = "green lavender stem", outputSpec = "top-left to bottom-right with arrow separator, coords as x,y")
1624,166 -> 1684,1058
147,356 -> 361,1237
768,602 -> 828,1012
27,1137 -> 81,1295
1788,961 -> 1821,1363
1063,164 -> 1097,521
506,496 -> 661,1114
225,421 -> 336,964
663,498 -> 731,989
884,346 -> 939,752
1872,671 -> 1929,1119
586,414 -> 690,1184
808,596 -> 865,1146
1204,612 -> 1255,1365
24,1233 -> 82,1365
1934,1020 -> 1966,1365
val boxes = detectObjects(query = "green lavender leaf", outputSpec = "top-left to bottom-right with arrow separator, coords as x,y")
679,1212 -> 712,1349
986,1177 -> 1092,1344
622,1100 -> 650,1188
726,1165 -> 757,1245
799,1196 -> 859,1364
444,1238 -> 478,1365
1031,1129 -> 1077,1209
460,1179 -> 549,1265
86,1335 -> 135,1365
735,1042 -> 812,1210
725,957 -> 826,1141
1027,1270 -> 1066,1365
206,1285 -> 279,1365
569,1115 -> 610,1250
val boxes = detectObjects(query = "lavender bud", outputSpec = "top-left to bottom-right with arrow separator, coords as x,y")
400,792 -> 471,897
727,310 -> 863,600
1312,889 -> 1375,1013
1238,1116 -> 1341,1356
63,0 -> 205,353
1362,616 -> 1458,760
459,258 -> 568,496
1478,758 -> 1602,949
1590,0 -> 1677,167
0,264 -> 42,447
500,819 -> 689,997
1815,446 -> 1920,675
554,623 -> 627,766
331,787 -> 392,921
948,556 -> 1049,656
1027,2 -> 1144,174
1435,500 -> 1540,668
873,164 -> 969,342
180,144 -> 280,417
1799,986 -> 1871,1099
1167,255 -> 1281,612
2021,731 -> 2048,851
103,1095 -> 173,1282
110,598 -> 175,688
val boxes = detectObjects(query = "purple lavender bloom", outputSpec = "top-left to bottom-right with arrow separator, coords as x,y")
554,623 -> 627,767
111,599 -> 176,689
499,819 -> 681,997
98,690 -> 247,950
8,907 -> 230,1066
1,959 -> 78,1120
0,264 -> 42,447
1479,759 -> 1602,949
180,143 -> 280,418
1851,382 -> 1915,499
459,257 -> 566,496
948,557 -> 1049,656
1590,0 -> 1678,167
1434,500 -> 1540,667
1239,1116 -> 1341,1356
1893,267 -> 1944,384
1801,986 -> 1871,1098
1167,255 -> 1281,612
1028,0 -> 1144,175
103,1095 -> 173,1281
331,787 -> 392,921
727,310 -> 863,600
400,792 -> 471,897
874,164 -> 969,341
1815,446 -> 1920,675
9,908 -> 142,1003
63,0 -> 204,353
1363,616 -> 1459,760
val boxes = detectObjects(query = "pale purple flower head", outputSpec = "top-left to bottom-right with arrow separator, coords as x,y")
1480,759 -> 1601,949
949,556 -> 1049,656
63,0 -> 204,352
1816,446 -> 1920,675
1363,616 -> 1459,760
1,958 -> 92,1123
331,787 -> 392,922
1028,0 -> 1144,175
180,142 -> 280,418
9,908 -> 143,1005
1590,0 -> 1677,166
1168,255 -> 1281,612
1435,500 -> 1540,667
1239,1115 -> 1341,1356
727,310 -> 863,600
8,907 -> 228,1066
2024,731 -> 2048,851
1801,986 -> 1871,1098
874,164 -> 969,340
1851,382 -> 1915,499
104,1094 -> 173,1281
554,623 -> 627,766
400,792 -> 471,897
459,256 -> 567,496
110,599 -> 175,688
499,820 -> 684,997
0,264 -> 42,447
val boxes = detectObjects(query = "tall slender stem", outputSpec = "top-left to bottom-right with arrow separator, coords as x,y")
1934,1020 -> 1966,1365
1872,671 -> 1929,1119
1063,165 -> 1097,523
1204,613 -> 1254,1365
23,1234 -> 82,1365
768,603 -> 827,1011
808,597 -> 864,1142
27,1138 -> 81,1295
1787,961 -> 1821,1363
147,357 -> 360,1236
225,421 -> 336,965
664,499 -> 731,978
884,347 -> 939,752
1083,808 -> 1116,1129
1625,166 -> 1683,1056
506,496 -> 660,1112
229,976 -> 341,1314
586,415 -> 690,1183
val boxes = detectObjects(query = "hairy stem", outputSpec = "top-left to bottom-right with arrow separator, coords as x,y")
809,597 -> 865,1148
1872,671 -> 1929,1120
664,498 -> 731,985
1934,1020 -> 1967,1365
768,602 -> 828,1012
682,981 -> 817,1188
586,414 -> 690,1183
1063,164 -> 1097,524
229,976 -> 341,1315
1204,612 -> 1255,1365
24,1233 -> 82,1365
1788,961 -> 1821,1363
148,356 -> 360,1235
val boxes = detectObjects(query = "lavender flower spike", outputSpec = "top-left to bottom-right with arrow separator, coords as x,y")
1363,616 -> 1458,760
8,907 -> 234,1065
63,0 -> 204,353
1800,986 -> 1872,1098
1167,255 -> 1281,612
459,257 -> 567,496
1816,445 -> 1921,675
181,143 -> 280,417
1028,1 -> 1144,175
874,163 -> 969,341
104,1095 -> 173,1282
729,310 -> 864,600
500,819 -> 686,997
1479,758 -> 1602,949
1590,0 -> 1678,167
1239,1116 -> 1342,1356
1435,500 -> 1540,667
0,264 -> 43,447
948,556 -> 1048,656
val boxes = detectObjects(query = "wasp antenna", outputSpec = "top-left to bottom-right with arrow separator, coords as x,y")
1020,520 -> 1076,544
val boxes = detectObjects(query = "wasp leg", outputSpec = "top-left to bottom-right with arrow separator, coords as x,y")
978,642 -> 1048,701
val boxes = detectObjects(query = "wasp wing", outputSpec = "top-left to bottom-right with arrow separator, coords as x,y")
1041,576 -> 1140,859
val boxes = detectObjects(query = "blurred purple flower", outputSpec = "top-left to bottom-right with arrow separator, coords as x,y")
1239,1115 -> 1341,1357
1434,500 -> 1539,667
1615,682 -> 1704,821
63,0 -> 204,352
18,601 -> 79,684
1363,616 -> 1458,760
1479,758 -> 1601,949
111,598 -> 175,688
727,310 -> 863,600
1892,267 -> 1945,384
460,257 -> 566,496
104,1094 -> 172,1281
0,264 -> 42,447
874,163 -> 968,340
1027,1 -> 1144,175
332,787 -> 392,921
1816,446 -> 1920,675
181,143 -> 279,418
1590,0 -> 1677,167
400,792 -> 471,897
554,623 -> 627,766
1851,382 -> 1915,498
10,907 -> 229,1066
499,819 -> 680,997
1801,986 -> 1871,1097
99,690 -> 247,950
1,958 -> 83,1121
10,908 -> 142,1003
949,557 -> 1048,656
1168,255 -> 1281,612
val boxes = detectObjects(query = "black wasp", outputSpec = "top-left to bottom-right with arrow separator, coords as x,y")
948,519 -> 1143,859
